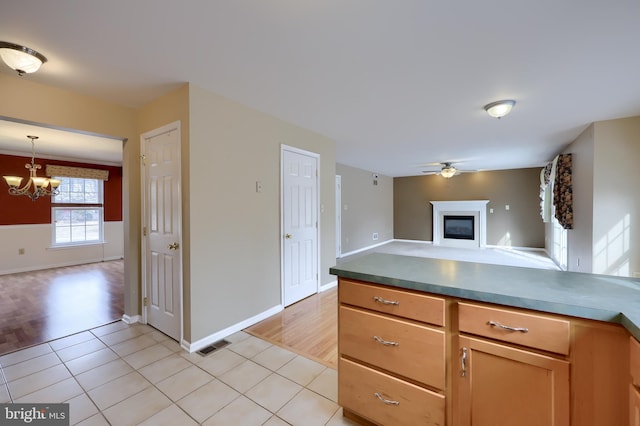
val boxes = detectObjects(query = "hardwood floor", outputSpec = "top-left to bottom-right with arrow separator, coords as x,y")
0,260 -> 124,355
0,260 -> 335,368
245,287 -> 338,368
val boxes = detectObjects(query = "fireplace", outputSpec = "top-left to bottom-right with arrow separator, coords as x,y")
430,200 -> 489,248
443,215 -> 474,240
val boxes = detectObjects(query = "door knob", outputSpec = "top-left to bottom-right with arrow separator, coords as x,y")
168,242 -> 180,250
285,234 -> 292,239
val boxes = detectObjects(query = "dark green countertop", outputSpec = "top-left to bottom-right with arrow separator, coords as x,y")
329,253 -> 640,341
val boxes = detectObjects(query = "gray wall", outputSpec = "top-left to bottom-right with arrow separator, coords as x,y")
394,168 -> 545,248
337,164 -> 393,255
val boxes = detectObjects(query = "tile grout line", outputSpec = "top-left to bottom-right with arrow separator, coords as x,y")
2,323 -> 341,425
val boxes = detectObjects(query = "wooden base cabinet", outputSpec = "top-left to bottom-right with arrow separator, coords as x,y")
337,278 -> 629,425
455,336 -> 570,426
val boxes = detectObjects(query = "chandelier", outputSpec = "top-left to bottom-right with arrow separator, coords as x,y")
3,135 -> 61,201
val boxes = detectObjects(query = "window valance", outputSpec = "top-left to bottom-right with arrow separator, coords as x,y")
45,165 -> 109,181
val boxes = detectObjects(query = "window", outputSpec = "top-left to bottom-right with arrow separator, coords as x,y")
52,177 -> 104,246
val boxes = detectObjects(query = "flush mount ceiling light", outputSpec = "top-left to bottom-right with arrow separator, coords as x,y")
0,41 -> 48,76
484,99 -> 516,119
3,135 -> 61,201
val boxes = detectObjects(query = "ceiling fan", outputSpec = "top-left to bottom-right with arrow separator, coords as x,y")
421,162 -> 475,178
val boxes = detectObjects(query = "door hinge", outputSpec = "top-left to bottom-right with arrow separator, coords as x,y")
143,297 -> 149,307
140,154 -> 146,166
143,226 -> 147,236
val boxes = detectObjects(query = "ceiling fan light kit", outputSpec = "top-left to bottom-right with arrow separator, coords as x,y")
440,164 -> 457,178
484,99 -> 516,119
0,41 -> 48,76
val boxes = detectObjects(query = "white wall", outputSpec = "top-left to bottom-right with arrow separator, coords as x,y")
0,221 -> 124,274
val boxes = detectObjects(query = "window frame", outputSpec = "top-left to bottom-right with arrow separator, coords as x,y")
51,177 -> 105,247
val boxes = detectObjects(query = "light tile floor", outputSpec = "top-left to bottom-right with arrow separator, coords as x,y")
0,321 -> 356,426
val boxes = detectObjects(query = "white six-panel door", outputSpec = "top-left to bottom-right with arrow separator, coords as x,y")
141,123 -> 182,341
282,147 -> 319,306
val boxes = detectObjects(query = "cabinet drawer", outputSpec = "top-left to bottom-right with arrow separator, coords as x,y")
340,306 -> 445,389
631,336 -> 640,387
339,357 -> 445,426
339,278 -> 445,326
458,302 -> 570,355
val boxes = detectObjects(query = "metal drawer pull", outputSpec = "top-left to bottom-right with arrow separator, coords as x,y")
373,296 -> 399,305
373,335 -> 399,346
461,347 -> 468,377
374,392 -> 400,406
488,320 -> 529,333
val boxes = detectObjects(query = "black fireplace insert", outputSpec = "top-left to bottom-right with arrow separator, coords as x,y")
443,215 -> 474,240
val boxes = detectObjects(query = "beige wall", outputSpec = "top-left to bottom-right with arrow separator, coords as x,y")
553,116 -> 640,277
0,74 -> 139,316
394,169 -> 545,247
136,84 -> 191,338
0,76 -> 337,347
188,84 -> 336,343
561,124 -> 594,273
336,164 -> 393,254
592,117 -> 640,276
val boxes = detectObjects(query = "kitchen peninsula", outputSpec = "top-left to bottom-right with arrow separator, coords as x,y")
330,253 -> 640,426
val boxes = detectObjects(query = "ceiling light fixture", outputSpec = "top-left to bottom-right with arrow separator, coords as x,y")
0,41 -> 48,76
440,163 -> 457,178
484,99 -> 516,119
3,135 -> 61,201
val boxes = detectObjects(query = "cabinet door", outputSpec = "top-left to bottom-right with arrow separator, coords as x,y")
632,385 -> 640,426
456,336 -> 570,426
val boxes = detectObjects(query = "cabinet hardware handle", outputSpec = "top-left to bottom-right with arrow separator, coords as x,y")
488,320 -> 529,333
373,335 -> 399,346
461,347 -> 468,377
374,392 -> 400,406
373,296 -> 399,305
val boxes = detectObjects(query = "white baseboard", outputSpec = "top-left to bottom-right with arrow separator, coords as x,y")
485,245 -> 546,252
392,239 -> 433,245
320,280 -> 337,292
0,258 -> 123,276
339,239 -> 394,258
122,314 -> 140,324
182,304 -> 283,353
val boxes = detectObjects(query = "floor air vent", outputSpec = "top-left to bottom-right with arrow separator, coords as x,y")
197,339 -> 230,356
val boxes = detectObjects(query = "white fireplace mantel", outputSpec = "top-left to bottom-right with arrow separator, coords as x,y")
430,200 -> 489,248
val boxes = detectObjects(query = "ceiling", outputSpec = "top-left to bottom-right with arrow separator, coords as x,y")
1,0 -> 639,176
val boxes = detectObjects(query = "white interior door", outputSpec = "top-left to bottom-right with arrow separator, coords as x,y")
282,147 -> 319,307
141,123 -> 182,341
